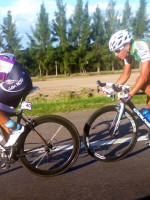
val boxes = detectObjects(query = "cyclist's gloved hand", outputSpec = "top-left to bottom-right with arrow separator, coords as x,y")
120,92 -> 132,103
100,87 -> 114,97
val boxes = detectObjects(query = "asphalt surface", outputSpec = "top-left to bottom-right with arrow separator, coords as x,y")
0,108 -> 150,200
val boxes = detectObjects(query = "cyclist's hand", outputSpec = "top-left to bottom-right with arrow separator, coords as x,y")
100,87 -> 114,97
99,88 -> 107,96
118,92 -> 132,103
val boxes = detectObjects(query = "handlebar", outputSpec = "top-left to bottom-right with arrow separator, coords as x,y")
97,80 -> 130,100
97,80 -> 129,92
97,80 -> 145,104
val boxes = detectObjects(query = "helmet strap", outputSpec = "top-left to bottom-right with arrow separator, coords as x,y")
124,44 -> 131,55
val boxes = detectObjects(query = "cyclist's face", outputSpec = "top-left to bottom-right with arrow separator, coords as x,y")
115,47 -> 128,60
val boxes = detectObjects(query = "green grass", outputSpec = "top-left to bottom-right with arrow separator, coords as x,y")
31,69 -> 140,82
23,93 -> 147,117
27,70 -> 144,116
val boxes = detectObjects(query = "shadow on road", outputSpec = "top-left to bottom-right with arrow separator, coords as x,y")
0,165 -> 22,176
125,146 -> 150,159
135,196 -> 150,200
68,159 -> 96,173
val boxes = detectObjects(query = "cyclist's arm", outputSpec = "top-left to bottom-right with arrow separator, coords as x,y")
116,63 -> 131,85
129,60 -> 150,96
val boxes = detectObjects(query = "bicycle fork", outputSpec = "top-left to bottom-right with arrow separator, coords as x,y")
109,103 -> 125,136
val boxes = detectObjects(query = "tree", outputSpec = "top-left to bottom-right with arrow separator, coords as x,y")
105,0 -> 120,71
69,0 -> 84,47
105,0 -> 119,38
78,1 -> 91,73
132,0 -> 149,38
27,3 -> 51,76
121,0 -> 133,31
1,11 -> 22,53
52,0 -> 69,74
0,33 -> 3,51
68,0 -> 91,73
52,0 -> 67,48
90,6 -> 107,72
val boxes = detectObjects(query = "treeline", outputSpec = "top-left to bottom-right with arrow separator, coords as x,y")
0,0 -> 149,76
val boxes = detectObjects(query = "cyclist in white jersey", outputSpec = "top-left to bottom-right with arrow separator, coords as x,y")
107,29 -> 150,108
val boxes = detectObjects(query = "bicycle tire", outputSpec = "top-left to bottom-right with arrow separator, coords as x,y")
83,105 -> 138,162
19,115 -> 80,176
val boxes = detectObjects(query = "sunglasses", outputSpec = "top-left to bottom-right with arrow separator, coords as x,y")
114,46 -> 124,54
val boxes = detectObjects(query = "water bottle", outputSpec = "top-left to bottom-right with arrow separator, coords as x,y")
142,109 -> 149,116
145,113 -> 150,122
142,109 -> 150,122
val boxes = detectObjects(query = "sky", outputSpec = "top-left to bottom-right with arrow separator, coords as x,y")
0,0 -> 149,48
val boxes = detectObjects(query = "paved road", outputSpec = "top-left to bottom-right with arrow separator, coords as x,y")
0,109 -> 150,200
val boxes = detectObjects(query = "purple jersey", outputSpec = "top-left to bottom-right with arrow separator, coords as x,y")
0,53 -> 16,81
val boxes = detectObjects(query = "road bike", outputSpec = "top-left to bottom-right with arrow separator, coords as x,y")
83,81 -> 150,162
0,86 -> 80,177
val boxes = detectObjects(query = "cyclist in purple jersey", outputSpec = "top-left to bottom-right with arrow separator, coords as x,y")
0,53 -> 32,147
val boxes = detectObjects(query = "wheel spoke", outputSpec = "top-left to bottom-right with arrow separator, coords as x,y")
31,152 -> 47,166
19,115 -> 80,176
50,125 -> 63,142
84,106 -> 137,162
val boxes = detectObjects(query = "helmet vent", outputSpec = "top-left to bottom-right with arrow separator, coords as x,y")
109,29 -> 132,52
118,40 -> 122,46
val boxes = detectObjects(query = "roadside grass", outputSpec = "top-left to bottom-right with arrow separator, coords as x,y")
25,70 -> 143,116
31,69 -> 140,82
23,91 -> 147,117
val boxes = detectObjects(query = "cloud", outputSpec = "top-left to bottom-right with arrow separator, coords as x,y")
0,0 -> 58,47
0,0 -> 147,48
0,0 -> 57,26
88,2 -> 108,13
66,5 -> 74,18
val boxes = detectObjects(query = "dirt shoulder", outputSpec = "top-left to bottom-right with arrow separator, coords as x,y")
31,71 -> 139,99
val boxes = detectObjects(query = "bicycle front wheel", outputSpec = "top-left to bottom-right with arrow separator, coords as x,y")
19,115 -> 80,176
83,105 -> 138,162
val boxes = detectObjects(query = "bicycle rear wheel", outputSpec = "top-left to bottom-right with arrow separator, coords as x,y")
19,115 -> 80,176
83,105 -> 138,162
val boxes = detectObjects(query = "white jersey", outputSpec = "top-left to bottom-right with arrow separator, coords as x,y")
131,39 -> 150,62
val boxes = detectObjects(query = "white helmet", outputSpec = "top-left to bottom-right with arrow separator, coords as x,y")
109,29 -> 132,52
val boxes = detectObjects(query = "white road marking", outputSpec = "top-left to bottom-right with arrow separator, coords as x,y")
24,135 -> 149,153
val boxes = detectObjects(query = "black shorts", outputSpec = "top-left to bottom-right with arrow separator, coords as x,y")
0,62 -> 32,112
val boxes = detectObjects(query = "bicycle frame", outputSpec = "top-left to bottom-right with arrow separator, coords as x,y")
0,86 -> 49,153
127,100 -> 150,129
20,114 -> 48,144
115,99 -> 150,131
0,111 -> 48,157
84,80 -> 150,163
109,103 -> 125,136
97,80 -> 150,131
